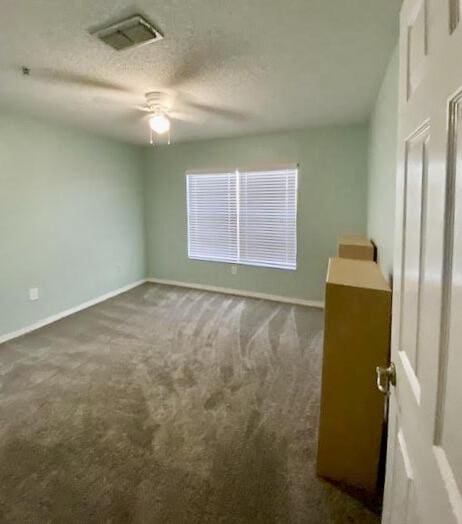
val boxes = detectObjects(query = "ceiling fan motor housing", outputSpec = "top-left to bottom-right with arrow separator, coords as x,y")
146,91 -> 169,114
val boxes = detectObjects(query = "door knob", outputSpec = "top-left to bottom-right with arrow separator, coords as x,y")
376,362 -> 396,395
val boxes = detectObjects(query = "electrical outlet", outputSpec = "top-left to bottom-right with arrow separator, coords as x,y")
29,288 -> 39,301
231,265 -> 238,275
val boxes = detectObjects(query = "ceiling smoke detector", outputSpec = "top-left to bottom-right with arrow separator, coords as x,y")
92,15 -> 163,51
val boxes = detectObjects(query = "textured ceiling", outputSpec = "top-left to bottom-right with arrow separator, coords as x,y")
0,0 -> 402,145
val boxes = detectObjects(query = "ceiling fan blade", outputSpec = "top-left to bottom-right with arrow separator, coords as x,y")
186,101 -> 248,122
165,43 -> 239,89
165,51 -> 209,88
30,68 -> 131,93
134,104 -> 151,113
169,110 -> 198,123
117,107 -> 152,123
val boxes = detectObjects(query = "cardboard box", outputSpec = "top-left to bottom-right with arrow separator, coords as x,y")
338,235 -> 375,261
317,257 -> 391,494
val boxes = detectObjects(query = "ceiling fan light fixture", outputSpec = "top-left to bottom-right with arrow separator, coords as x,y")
149,113 -> 170,134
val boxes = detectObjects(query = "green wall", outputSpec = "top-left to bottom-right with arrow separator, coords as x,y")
367,46 -> 399,282
144,125 -> 368,302
0,113 -> 372,338
0,110 -> 146,338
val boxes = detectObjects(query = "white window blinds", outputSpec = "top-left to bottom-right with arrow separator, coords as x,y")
187,172 -> 238,264
186,167 -> 297,270
239,169 -> 297,269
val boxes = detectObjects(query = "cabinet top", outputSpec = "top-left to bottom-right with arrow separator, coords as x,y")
327,257 -> 391,292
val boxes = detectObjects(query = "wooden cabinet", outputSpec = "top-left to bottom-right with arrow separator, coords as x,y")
338,235 -> 375,261
317,257 -> 391,495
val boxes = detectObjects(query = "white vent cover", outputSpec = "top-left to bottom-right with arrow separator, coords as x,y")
92,15 -> 163,51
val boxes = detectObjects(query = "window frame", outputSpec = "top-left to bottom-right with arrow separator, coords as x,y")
186,164 -> 298,271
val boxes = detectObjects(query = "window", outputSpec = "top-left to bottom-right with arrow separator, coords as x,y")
186,166 -> 298,270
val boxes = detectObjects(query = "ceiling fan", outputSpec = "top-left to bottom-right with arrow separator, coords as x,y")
20,52 -> 249,145
131,89 -> 250,145
138,91 -> 173,145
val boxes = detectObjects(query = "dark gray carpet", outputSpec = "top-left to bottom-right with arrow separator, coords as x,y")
0,283 -> 379,523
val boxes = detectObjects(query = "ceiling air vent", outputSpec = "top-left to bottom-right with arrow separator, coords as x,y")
92,15 -> 163,51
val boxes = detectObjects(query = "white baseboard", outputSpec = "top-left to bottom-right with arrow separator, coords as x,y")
146,278 -> 324,309
0,277 -> 323,345
0,279 -> 146,345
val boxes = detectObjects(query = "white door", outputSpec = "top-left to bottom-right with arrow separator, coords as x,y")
382,0 -> 462,522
